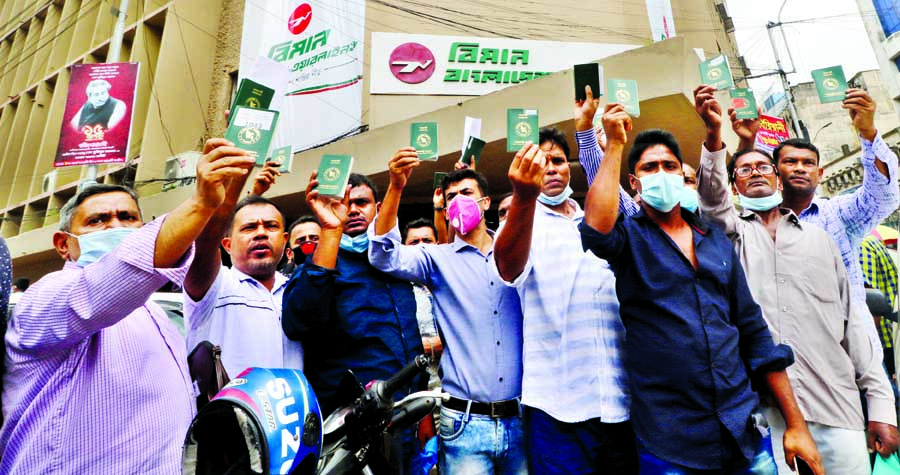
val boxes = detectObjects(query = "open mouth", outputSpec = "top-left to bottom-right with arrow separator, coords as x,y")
249,243 -> 271,257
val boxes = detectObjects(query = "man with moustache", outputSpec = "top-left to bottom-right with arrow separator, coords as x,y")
183,190 -> 303,376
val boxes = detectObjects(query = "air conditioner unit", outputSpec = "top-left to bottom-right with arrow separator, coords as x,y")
41,170 -> 57,194
164,151 -> 201,180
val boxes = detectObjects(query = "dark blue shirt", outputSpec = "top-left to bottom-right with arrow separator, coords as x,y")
579,209 -> 793,470
282,248 -> 423,415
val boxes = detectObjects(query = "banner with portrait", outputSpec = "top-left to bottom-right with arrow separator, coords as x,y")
55,62 -> 139,167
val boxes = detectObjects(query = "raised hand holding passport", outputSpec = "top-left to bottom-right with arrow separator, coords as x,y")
388,147 -> 420,190
508,142 -> 547,202
602,103 -> 631,146
574,85 -> 601,132
843,88 -> 878,141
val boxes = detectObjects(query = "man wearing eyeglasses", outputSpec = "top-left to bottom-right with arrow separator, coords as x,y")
694,85 -> 899,474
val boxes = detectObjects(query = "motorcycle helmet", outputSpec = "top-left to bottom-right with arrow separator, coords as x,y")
183,368 -> 322,475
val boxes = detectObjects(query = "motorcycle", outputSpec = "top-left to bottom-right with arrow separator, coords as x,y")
182,354 -> 444,475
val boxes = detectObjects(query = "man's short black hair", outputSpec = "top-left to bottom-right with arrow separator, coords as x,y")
287,215 -> 319,239
227,195 -> 285,235
442,169 -> 490,200
59,184 -> 141,231
773,138 -> 820,166
539,127 -> 570,160
348,173 -> 379,202
727,148 -> 777,185
626,129 -> 683,174
402,218 -> 437,242
13,278 -> 29,292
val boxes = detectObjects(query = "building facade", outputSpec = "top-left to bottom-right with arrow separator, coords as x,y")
0,0 -> 741,280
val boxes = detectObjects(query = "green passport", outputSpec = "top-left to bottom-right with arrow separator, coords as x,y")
574,63 -> 603,101
507,108 -> 539,152
460,136 -> 485,166
699,54 -> 735,90
411,122 -> 439,160
269,145 -> 293,173
225,106 -> 280,166
434,172 -> 447,190
229,78 -> 275,124
607,79 -> 640,117
316,154 -> 354,198
730,88 -> 758,119
812,65 -> 848,103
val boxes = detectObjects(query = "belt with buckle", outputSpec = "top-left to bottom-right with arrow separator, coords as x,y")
444,396 -> 519,418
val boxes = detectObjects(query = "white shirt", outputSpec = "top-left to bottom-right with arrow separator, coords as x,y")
494,200 -> 630,423
184,266 -> 302,377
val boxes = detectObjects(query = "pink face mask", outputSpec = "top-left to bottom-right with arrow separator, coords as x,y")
448,195 -> 486,235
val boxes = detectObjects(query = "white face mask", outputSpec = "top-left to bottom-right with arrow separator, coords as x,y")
67,227 -> 137,266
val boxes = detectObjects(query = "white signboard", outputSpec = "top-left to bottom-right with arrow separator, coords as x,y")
370,32 -> 638,96
240,1 -> 365,152
646,0 -> 677,42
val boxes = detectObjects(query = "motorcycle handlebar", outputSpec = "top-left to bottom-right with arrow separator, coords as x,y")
376,354 -> 430,401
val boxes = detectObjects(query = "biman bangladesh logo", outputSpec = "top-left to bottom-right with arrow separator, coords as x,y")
823,78 -> 839,90
416,133 -> 432,148
515,121 -> 532,138
324,166 -> 340,181
238,127 -> 261,145
615,89 -> 632,103
389,42 -> 436,84
288,3 -> 313,35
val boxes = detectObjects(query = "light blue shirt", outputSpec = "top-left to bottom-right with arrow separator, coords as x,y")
494,200 -> 630,423
184,266 -> 302,377
795,134 -> 899,334
369,222 -> 523,403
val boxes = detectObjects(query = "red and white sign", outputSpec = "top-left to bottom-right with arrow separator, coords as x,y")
755,114 -> 791,153
55,62 -> 139,167
288,3 -> 312,35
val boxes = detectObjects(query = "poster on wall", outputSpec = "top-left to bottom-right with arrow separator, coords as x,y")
645,0 -> 676,42
54,62 -> 139,167
756,114 -> 791,153
240,0 -> 365,152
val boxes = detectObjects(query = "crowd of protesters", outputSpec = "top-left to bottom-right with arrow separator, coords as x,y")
1,83 -> 900,475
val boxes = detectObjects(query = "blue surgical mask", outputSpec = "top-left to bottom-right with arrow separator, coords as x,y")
638,171 -> 684,213
680,187 -> 699,213
69,227 -> 137,267
340,232 -> 369,253
739,190 -> 783,212
538,185 -> 573,207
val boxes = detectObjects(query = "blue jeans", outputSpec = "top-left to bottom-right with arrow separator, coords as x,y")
438,405 -> 528,475
524,407 -> 638,475
637,427 -> 776,475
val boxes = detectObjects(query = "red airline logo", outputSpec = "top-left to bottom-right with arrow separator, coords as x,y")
288,3 -> 313,35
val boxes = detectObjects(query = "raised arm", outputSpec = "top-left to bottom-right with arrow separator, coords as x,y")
249,161 -> 282,196
369,147 -> 434,284
494,143 -> 546,282
433,188 -> 449,244
16,142 -> 253,351
281,173 -> 350,340
693,85 -> 743,236
574,85 -> 640,217
583,104 -> 632,233
182,139 -> 254,301
837,89 -> 899,234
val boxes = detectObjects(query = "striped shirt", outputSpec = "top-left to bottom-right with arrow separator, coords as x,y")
494,199 -> 630,423
184,266 -> 303,377
797,134 -> 899,348
860,235 -> 898,349
576,129 -> 641,216
1,217 -> 195,474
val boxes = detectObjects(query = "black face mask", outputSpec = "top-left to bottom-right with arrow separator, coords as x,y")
292,241 -> 317,266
